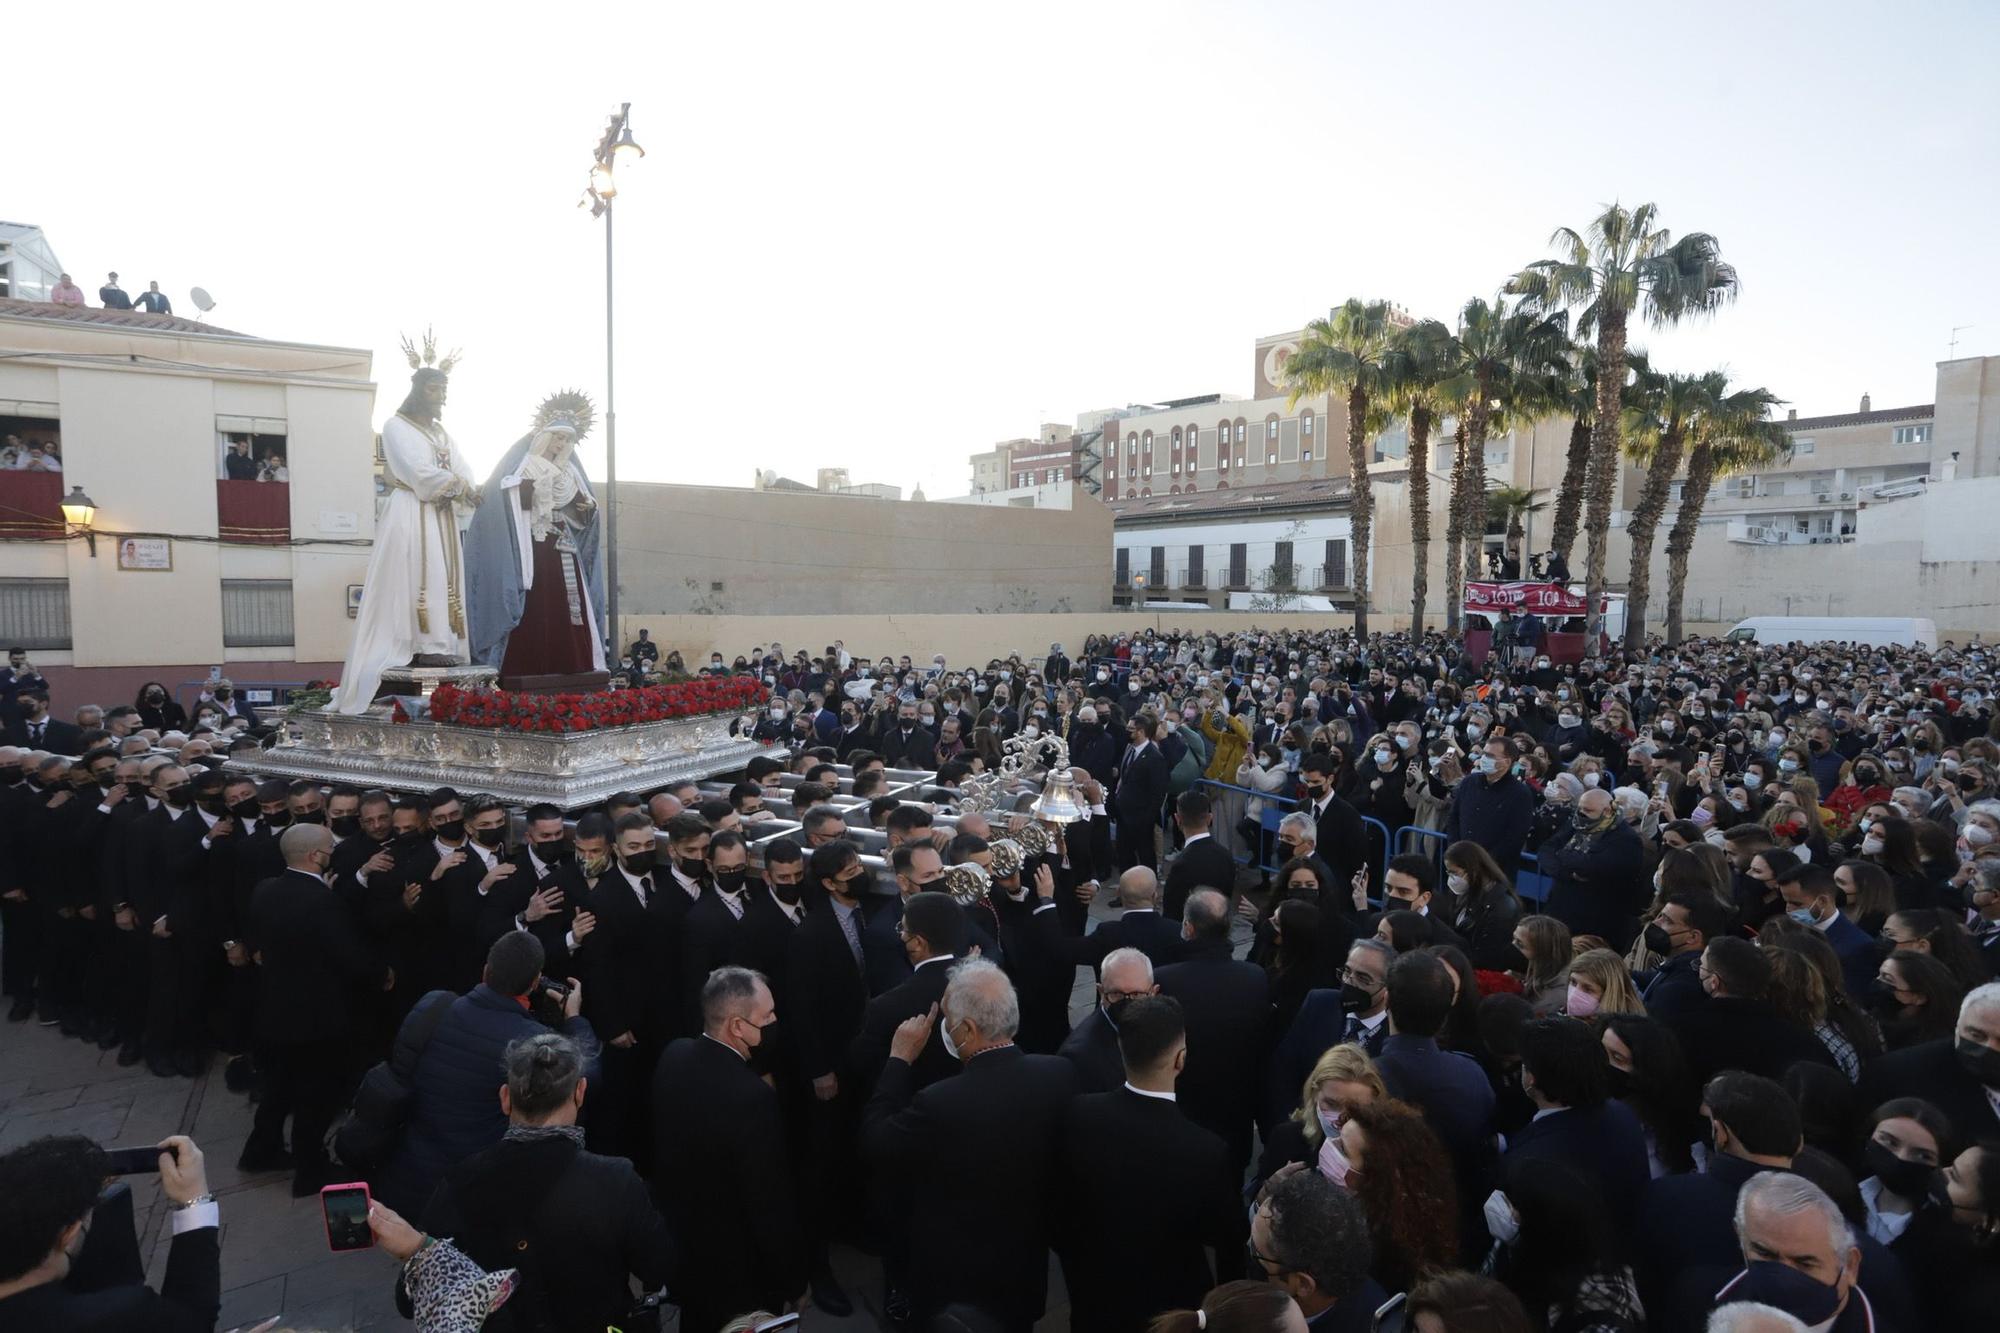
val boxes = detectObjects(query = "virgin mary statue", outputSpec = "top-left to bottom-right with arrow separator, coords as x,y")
464,391 -> 608,684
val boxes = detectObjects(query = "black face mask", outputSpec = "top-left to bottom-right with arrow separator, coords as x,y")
623,849 -> 658,876
330,815 -> 360,838
1643,923 -> 1675,957
676,855 -> 708,880
293,810 -> 326,826
213,689 -> 232,701
160,787 -> 192,809
1604,1065 -> 1633,1100
394,830 -> 427,851
229,799 -> 260,822
263,809 -> 291,828
97,774 -> 120,792
715,869 -> 750,894
533,838 -> 572,864
473,825 -> 507,848
1864,1139 -> 1937,1200
769,877 -> 803,905
0,766 -> 19,785
1339,983 -> 1376,1014
123,780 -> 147,800
1957,1037 -> 2000,1088
196,793 -> 226,815
433,818 -> 465,842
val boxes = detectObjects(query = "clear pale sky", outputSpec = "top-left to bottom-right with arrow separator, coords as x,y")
9,1 -> 1996,501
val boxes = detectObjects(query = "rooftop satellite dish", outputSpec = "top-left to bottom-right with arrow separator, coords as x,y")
190,287 -> 216,321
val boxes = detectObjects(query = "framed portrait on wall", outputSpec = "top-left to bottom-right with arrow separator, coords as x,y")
116,538 -> 173,571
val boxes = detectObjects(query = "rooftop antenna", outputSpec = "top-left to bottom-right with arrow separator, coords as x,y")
1949,325 -> 1973,359
190,287 -> 216,324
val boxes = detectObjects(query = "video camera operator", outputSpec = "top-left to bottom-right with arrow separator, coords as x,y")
0,1133 -> 218,1331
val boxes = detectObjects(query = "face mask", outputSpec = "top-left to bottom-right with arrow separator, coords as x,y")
1788,903 -> 1821,927
1861,835 -> 1885,856
1373,748 -> 1393,767
473,825 -> 506,848
1317,1132 -> 1353,1190
1339,982 -> 1375,1014
623,849 -> 658,876
1728,1260 -> 1843,1329
160,787 -> 192,809
715,868 -> 749,894
1660,720 -> 1677,735
1581,771 -> 1601,788
1770,732 -> 1788,747
1864,1139 -> 1937,1200
1565,982 -> 1601,1018
1691,805 -> 1715,827
1393,733 -> 1413,751
229,798 -> 260,822
1446,872 -> 1469,896
1958,1036 -> 2000,1087
676,854 -> 708,879
330,814 -> 360,838
1778,759 -> 1800,773
1743,771 -> 1764,790
1967,825 -> 1996,848
394,830 -> 427,851
534,837 -> 572,863
433,818 -> 465,842
1483,1190 -> 1521,1246
1643,922 -> 1676,956
1466,724 -> 1485,740
1256,756 -> 1273,770
941,1018 -> 962,1062
1316,1109 -> 1342,1141
1476,756 -> 1500,775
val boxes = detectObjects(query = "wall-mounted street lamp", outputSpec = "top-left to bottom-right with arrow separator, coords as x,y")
60,485 -> 97,556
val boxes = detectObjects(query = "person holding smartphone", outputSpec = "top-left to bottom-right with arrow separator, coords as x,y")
0,1134 -> 219,1331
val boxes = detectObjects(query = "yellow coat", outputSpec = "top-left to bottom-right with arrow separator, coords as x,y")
1200,712 -> 1252,782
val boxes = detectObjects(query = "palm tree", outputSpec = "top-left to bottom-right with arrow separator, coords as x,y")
1487,485 -> 1548,571
1663,381 -> 1789,643
1510,202 -> 1739,651
1619,368 -> 1715,648
1379,319 -> 1458,634
1443,418 -> 1471,632
1284,299 -> 1395,636
1449,297 -> 1568,598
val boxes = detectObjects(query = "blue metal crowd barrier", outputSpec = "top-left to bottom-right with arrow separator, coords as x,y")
1394,824 -> 1450,881
1514,851 -> 1549,907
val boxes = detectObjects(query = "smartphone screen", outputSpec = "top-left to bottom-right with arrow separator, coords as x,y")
101,1146 -> 165,1176
321,1184 -> 373,1252
752,1317 -> 802,1333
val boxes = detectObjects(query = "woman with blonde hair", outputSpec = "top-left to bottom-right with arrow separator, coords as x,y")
1248,1042 -> 1388,1198
1565,948 -> 1646,1019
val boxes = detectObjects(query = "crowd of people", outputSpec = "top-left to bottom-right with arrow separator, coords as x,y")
1,625 -> 1999,1332
45,270 -> 173,315
0,432 -> 62,472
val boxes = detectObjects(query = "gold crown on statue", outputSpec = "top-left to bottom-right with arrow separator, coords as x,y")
532,390 -> 597,442
400,326 -> 463,375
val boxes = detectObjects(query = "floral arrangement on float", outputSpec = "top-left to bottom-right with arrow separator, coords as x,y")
420,675 -> 766,734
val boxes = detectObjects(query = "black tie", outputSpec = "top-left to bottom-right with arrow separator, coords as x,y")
1344,1015 -> 1366,1044
29,722 -> 44,743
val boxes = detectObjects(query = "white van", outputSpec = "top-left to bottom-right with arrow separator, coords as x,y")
1724,616 -> 1938,650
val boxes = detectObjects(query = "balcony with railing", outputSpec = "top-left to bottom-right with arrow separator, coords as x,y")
1309,562 -> 1349,590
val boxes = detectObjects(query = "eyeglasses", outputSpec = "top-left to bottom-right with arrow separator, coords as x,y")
1339,966 -> 1382,989
1245,1238 -> 1291,1276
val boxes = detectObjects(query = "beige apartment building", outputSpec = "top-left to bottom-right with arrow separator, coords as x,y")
0,294 -> 379,704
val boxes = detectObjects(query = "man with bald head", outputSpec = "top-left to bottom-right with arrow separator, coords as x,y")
243,822 -> 389,1192
1541,780 -> 1648,952
647,791 -> 683,826
1058,946 -> 1158,1092
1064,865 -> 1185,972
1156,888 -> 1270,1175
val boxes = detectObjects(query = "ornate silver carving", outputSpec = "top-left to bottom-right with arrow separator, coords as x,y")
230,707 -> 765,811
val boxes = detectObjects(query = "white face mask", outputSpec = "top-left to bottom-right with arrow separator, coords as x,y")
1446,872 -> 1469,895
1482,1190 -> 1521,1246
1582,771 -> 1601,788
1373,748 -> 1393,767
1861,835 -> 1885,856
941,1017 -> 962,1061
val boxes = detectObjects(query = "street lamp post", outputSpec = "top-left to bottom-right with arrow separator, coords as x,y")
583,103 -> 644,659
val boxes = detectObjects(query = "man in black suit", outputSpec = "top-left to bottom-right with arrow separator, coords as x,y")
879,700 -> 937,769
852,892 -> 966,1092
739,837 -> 808,985
1299,753 -> 1367,891
1068,866 -> 1186,971
1156,888 -> 1271,1176
1161,789 -> 1237,919
475,802 -> 581,979
1857,982 -> 2000,1143
1665,937 -> 1837,1085
1269,938 -> 1392,1127
1056,996 -> 1246,1333
650,967 -> 805,1331
1369,853 -> 1470,953
0,1134 -> 221,1332
242,824 -> 389,1192
785,840 -> 874,1298
675,829 -> 757,1031
863,958 -> 1077,1333
1502,1018 -> 1650,1232
1112,712 -> 1169,873
1058,946 -> 1158,1093
1251,1169 -> 1391,1332
565,811 -> 666,1163
862,839 -> 947,995
4,691 -> 82,755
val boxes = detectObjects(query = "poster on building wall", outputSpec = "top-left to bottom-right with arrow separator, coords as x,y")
116,538 -> 172,571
